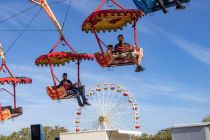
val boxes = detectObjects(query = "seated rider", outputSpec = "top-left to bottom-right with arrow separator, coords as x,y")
107,45 -> 113,53
115,35 -> 144,72
59,73 -> 90,107
115,34 -> 130,51
156,0 -> 186,14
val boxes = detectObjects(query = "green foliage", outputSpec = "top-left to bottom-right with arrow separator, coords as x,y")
153,130 -> 172,140
134,130 -> 172,140
202,114 -> 210,122
0,126 -> 68,140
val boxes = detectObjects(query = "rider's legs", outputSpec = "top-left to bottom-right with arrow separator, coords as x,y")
72,88 -> 90,105
132,49 -> 144,72
175,0 -> 186,9
156,0 -> 168,14
71,89 -> 83,106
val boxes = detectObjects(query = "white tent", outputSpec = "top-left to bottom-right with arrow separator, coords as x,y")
60,130 -> 142,140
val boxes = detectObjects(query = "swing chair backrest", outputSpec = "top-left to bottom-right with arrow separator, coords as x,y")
82,9 -> 144,33
95,47 -> 143,67
0,109 -> 11,121
1,106 -> 23,120
133,0 -> 190,14
46,86 -> 68,100
46,85 -> 85,100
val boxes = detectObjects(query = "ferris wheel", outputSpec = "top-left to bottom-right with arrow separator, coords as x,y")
75,83 -> 140,132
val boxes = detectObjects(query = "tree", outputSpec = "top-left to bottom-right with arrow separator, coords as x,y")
202,114 -> 210,122
134,130 -> 172,140
43,125 -> 68,140
0,125 -> 68,140
154,130 -> 172,140
136,133 -> 153,140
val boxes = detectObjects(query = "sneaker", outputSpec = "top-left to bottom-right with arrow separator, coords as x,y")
78,103 -> 84,107
135,65 -> 145,72
83,102 -> 91,106
176,4 -> 186,10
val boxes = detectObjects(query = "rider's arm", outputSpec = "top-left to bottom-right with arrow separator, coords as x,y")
58,80 -> 63,87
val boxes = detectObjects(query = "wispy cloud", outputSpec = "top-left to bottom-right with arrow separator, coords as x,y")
0,2 -> 32,29
138,22 -> 210,65
128,77 -> 210,103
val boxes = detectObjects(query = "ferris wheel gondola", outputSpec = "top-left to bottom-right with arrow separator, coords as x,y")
30,0 -> 94,100
0,44 -> 32,122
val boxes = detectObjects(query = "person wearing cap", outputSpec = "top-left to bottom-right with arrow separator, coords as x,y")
59,73 -> 90,107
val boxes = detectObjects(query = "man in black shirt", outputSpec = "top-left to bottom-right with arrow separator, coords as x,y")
115,34 -> 130,51
59,73 -> 90,107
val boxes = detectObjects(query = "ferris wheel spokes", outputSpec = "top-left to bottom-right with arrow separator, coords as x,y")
75,83 -> 140,132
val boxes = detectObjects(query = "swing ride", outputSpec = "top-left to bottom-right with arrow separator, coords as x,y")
82,0 -> 144,72
28,1 -> 142,132
0,44 -> 32,122
133,0 -> 190,15
30,0 -> 94,100
0,0 -> 193,133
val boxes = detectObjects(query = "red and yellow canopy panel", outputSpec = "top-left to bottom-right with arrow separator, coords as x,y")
0,77 -> 32,85
82,9 -> 144,33
35,52 -> 94,67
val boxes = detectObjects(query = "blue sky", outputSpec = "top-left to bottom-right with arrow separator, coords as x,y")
0,0 -> 210,135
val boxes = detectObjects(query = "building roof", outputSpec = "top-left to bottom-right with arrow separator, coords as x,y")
170,122 -> 210,129
61,129 -> 142,136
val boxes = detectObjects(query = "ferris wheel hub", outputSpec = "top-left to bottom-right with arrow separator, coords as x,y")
99,116 -> 108,123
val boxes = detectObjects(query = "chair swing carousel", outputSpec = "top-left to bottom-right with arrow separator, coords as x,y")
82,0 -> 145,72
133,0 -> 190,15
31,0 -> 94,100
0,44 -> 32,122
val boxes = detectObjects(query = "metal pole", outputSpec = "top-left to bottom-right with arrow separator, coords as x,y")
49,64 -> 59,99
77,60 -> 80,87
49,64 -> 57,87
111,0 -> 126,10
0,102 -> 3,120
134,20 -> 138,50
31,0 -> 64,37
49,38 -> 62,53
13,84 -> 16,109
94,0 -> 107,12
92,29 -> 104,54
63,38 -> 77,54
4,63 -> 14,77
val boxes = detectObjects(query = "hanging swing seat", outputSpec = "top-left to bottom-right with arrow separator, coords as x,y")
0,106 -> 23,121
133,0 -> 190,14
46,85 -> 85,100
46,86 -> 76,100
0,77 -> 32,85
82,9 -> 144,33
95,46 -> 143,67
35,52 -> 93,101
35,52 -> 94,67
0,108 -> 11,121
